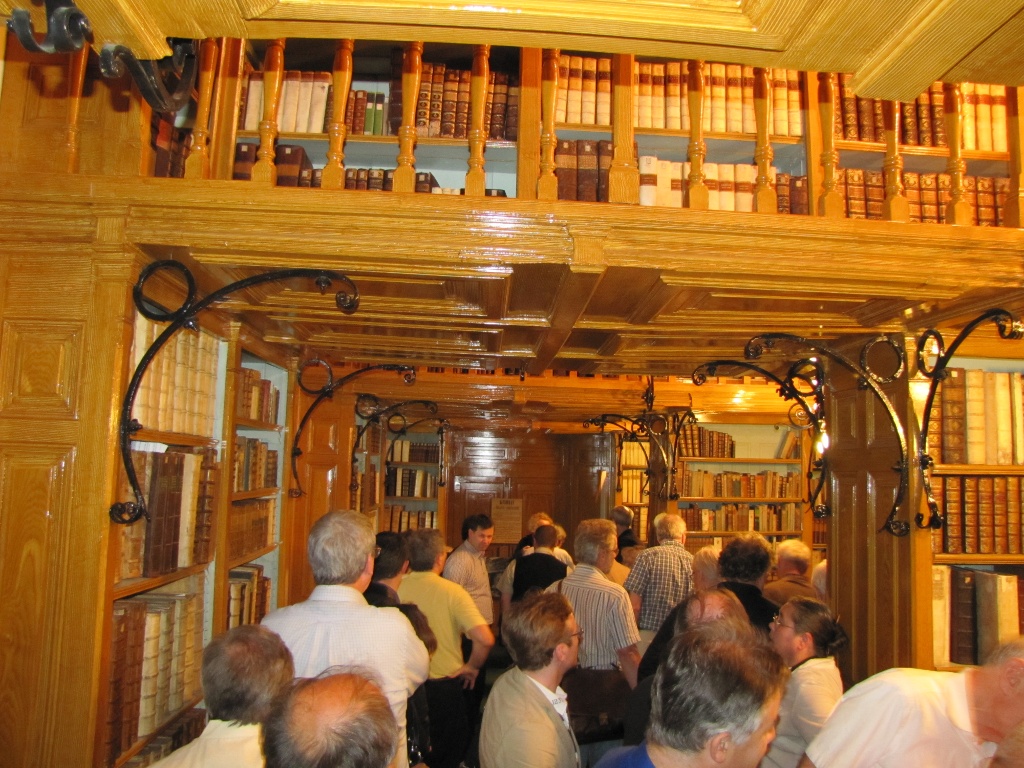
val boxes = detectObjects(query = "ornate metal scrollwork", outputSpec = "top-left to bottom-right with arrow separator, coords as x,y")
915,308 -> 1024,530
109,260 -> 359,525
7,0 -> 91,54
99,37 -> 198,113
289,360 -> 417,497
692,357 -> 831,520
744,333 -> 910,536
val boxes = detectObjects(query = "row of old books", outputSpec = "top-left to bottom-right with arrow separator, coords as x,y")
378,504 -> 439,533
227,497 -> 276,561
231,437 -> 279,493
555,56 -> 804,138
390,438 -> 441,463
620,468 -> 647,505
131,315 -> 220,438
621,439 -> 648,468
150,111 -> 190,179
931,474 -> 1024,556
415,64 -> 520,141
227,563 -> 273,629
232,142 -> 314,186
678,470 -> 801,500
679,502 -> 802,534
239,70 -> 333,134
104,577 -> 205,765
933,369 -> 1024,466
678,425 -> 737,458
932,565 -> 1024,667
119,447 -> 218,582
235,366 -> 281,424
119,708 -> 206,767
384,466 -> 438,499
834,75 -> 1008,152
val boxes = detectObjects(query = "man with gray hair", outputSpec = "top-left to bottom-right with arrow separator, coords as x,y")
623,512 -> 694,654
763,538 -> 817,607
611,505 -> 638,564
261,510 -> 429,768
800,637 -> 1024,767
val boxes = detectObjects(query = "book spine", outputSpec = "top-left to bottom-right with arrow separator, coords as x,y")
787,69 -> 803,136
440,68 -> 459,139
917,87 -> 933,146
581,56 -> 598,125
710,62 -> 727,133
567,55 -> 584,124
555,54 -> 569,123
637,61 -> 652,128
725,64 -> 743,133
638,155 -> 658,206
596,57 -> 613,126
454,69 -> 471,139
903,171 -> 922,222
839,73 -> 858,140
901,98 -> 919,145
771,68 -> 789,136
555,139 -> 578,201
991,85 -> 1008,152
651,62 -> 666,130
856,95 -> 875,142
415,62 -> 432,137
430,63 -> 446,137
961,82 -> 977,150
976,83 -> 993,151
944,476 -> 963,555
576,139 -> 598,202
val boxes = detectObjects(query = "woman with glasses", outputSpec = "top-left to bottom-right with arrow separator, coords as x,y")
762,596 -> 848,768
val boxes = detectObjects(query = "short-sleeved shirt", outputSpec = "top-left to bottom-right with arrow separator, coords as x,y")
623,541 -> 694,631
805,667 -> 996,768
399,570 -> 488,678
761,656 -> 843,768
442,539 -> 494,622
547,563 -> 640,670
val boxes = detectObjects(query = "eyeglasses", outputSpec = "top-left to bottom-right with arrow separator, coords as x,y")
771,613 -> 796,631
568,629 -> 584,644
374,546 -> 382,558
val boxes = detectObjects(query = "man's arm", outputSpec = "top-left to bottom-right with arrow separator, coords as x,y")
452,623 -> 495,689
617,644 -> 641,688
628,591 -> 642,621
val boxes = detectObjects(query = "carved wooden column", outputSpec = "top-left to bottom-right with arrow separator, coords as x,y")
320,39 -> 354,190
943,82 -> 972,225
538,48 -> 559,201
466,44 -> 490,196
1004,86 -> 1024,227
816,72 -> 844,217
393,42 -> 423,194
881,99 -> 909,221
184,38 -> 219,180
64,45 -> 89,173
609,53 -> 639,203
752,67 -> 777,213
251,38 -> 284,185
686,60 -> 709,209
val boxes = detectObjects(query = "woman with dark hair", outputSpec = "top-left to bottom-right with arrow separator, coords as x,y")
762,596 -> 848,768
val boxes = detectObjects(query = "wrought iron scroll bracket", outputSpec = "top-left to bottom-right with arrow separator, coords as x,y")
289,360 -> 416,497
99,37 -> 198,113
109,260 -> 359,525
7,0 -> 91,54
915,308 -> 1024,530
693,357 -> 830,520
744,333 -> 910,536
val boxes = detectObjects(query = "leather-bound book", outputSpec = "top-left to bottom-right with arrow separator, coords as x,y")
355,167 -> 369,191
838,73 -> 858,140
278,70 -> 302,133
143,452 -> 184,577
961,82 -> 977,150
414,171 -> 438,193
307,71 -> 331,133
965,368 -> 987,465
994,475 -> 1009,554
275,145 -> 307,187
343,88 -> 356,133
929,81 -> 946,147
771,67 -> 788,136
845,167 -> 866,219
704,162 -> 720,210
872,97 -> 885,143
931,472 -> 946,554
932,565 -> 951,665
717,163 -> 735,211
944,476 -> 963,555
790,175 -> 809,214
995,177 -> 1010,226
949,566 -> 977,665
454,69 -> 471,139
963,174 -> 979,225
242,70 -> 263,132
637,61 -> 653,128
670,161 -> 684,208
963,475 -> 980,554
430,63 -> 446,137
555,53 -> 569,123
901,98 -> 919,145
991,85 -> 1008,152
576,140 -> 598,202
775,172 -> 791,214
387,46 -> 404,135
555,139 -> 578,201
664,61 -> 681,130
597,139 -> 613,202
105,604 -> 129,764
581,57 -> 598,125
680,60 -> 691,132
919,172 -> 940,223
902,171 -> 921,222
504,77 -> 519,140
917,87 -> 933,146
978,475 -> 995,554
567,56 -> 584,125
440,67 -> 459,138
786,69 -> 802,137
294,71 -> 315,134
638,154 -> 657,206
489,71 -> 508,140
344,167 -> 357,190
741,65 -> 756,134
725,64 -> 742,133
976,176 -> 997,227
415,62 -> 432,137
864,170 -> 885,220
368,168 -> 385,191
372,91 -> 386,136
856,95 -> 875,142
596,57 -> 612,126
1008,474 -> 1021,555
119,599 -> 148,752
975,571 -> 1019,663
975,84 -> 993,151
192,447 -> 217,565
734,163 -> 754,212
350,90 -> 368,135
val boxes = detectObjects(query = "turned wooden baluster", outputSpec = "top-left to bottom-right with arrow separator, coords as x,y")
752,67 -> 776,213
320,39 -> 354,190
538,48 -> 559,201
251,38 -> 285,185
880,99 -> 908,221
184,38 -> 219,180
466,44 -> 490,196
816,72 -> 844,217
64,45 -> 89,173
686,60 -> 709,209
393,42 -> 423,194
609,53 -> 639,204
943,82 -> 972,225
1005,86 -> 1024,227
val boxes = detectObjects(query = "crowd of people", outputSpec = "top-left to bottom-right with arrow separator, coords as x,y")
149,506 -> 1024,768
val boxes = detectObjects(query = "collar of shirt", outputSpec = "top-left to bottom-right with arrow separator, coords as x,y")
526,675 -> 572,730
456,540 -> 486,559
307,584 -> 369,604
533,547 -> 556,554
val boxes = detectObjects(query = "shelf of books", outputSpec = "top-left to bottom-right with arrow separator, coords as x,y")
618,436 -> 650,541
379,434 -> 444,533
925,360 -> 1024,669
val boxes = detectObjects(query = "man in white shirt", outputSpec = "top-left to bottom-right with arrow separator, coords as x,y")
262,510 -> 430,768
151,624 -> 294,768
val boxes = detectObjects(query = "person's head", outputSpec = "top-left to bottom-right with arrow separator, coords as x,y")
263,669 -> 398,768
719,533 -> 773,586
770,596 -> 848,668
811,559 -> 828,602
502,592 -> 580,675
372,531 -> 408,581
461,514 -> 495,553
675,587 -> 750,636
774,538 -> 812,577
648,629 -> 788,767
404,528 -> 446,572
525,512 -> 554,534
621,545 -> 643,568
202,624 -> 295,724
574,518 -> 618,572
533,524 -> 558,549
973,637 -> 1024,743
611,505 -> 634,533
654,512 -> 686,544
692,545 -> 722,591
308,510 -> 375,587
554,524 -> 568,548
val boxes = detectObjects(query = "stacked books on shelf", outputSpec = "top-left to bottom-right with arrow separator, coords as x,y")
131,317 -> 220,437
620,439 -> 648,503
117,709 -> 206,767
932,565 -> 1024,667
416,61 -> 519,141
379,504 -> 439,532
235,367 -> 281,424
384,466 -> 438,499
104,576 -> 205,765
118,446 -> 219,582
231,436 -> 279,492
677,426 -> 737,458
934,368 -> 1024,466
391,439 -> 441,463
679,502 -> 801,533
239,69 -> 334,135
227,562 -> 273,628
931,475 -> 1024,556
679,469 -> 800,499
227,498 -> 276,561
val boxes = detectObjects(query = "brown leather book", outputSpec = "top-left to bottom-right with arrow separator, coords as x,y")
1008,475 -> 1021,555
978,475 -> 995,554
791,175 -> 809,214
597,58 -> 613,126
555,139 -> 578,201
576,140 -> 598,202
963,174 -> 979,225
839,73 -> 859,140
903,171 -> 922,223
845,167 -> 866,218
582,57 -> 598,126
901,99 -> 919,145
350,90 -> 368,136
864,170 -> 885,220
505,78 -> 520,141
415,62 -> 432,137
489,71 -> 508,140
994,475 -> 1009,554
872,97 -> 885,142
949,566 -> 977,665
856,95 -> 875,142
454,69 -> 471,139
430,63 -> 446,137
776,172 -> 791,214
143,452 -> 184,576
387,46 -> 404,135
930,81 -> 947,147
355,167 -> 369,191
931,472 -> 945,554
963,476 -> 980,554
919,172 -> 940,223
917,88 -> 933,147
944,475 -> 963,555
232,142 -> 257,181
440,67 -> 459,138
597,139 -> 613,203
274,145 -> 308,187
977,176 -> 997,227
